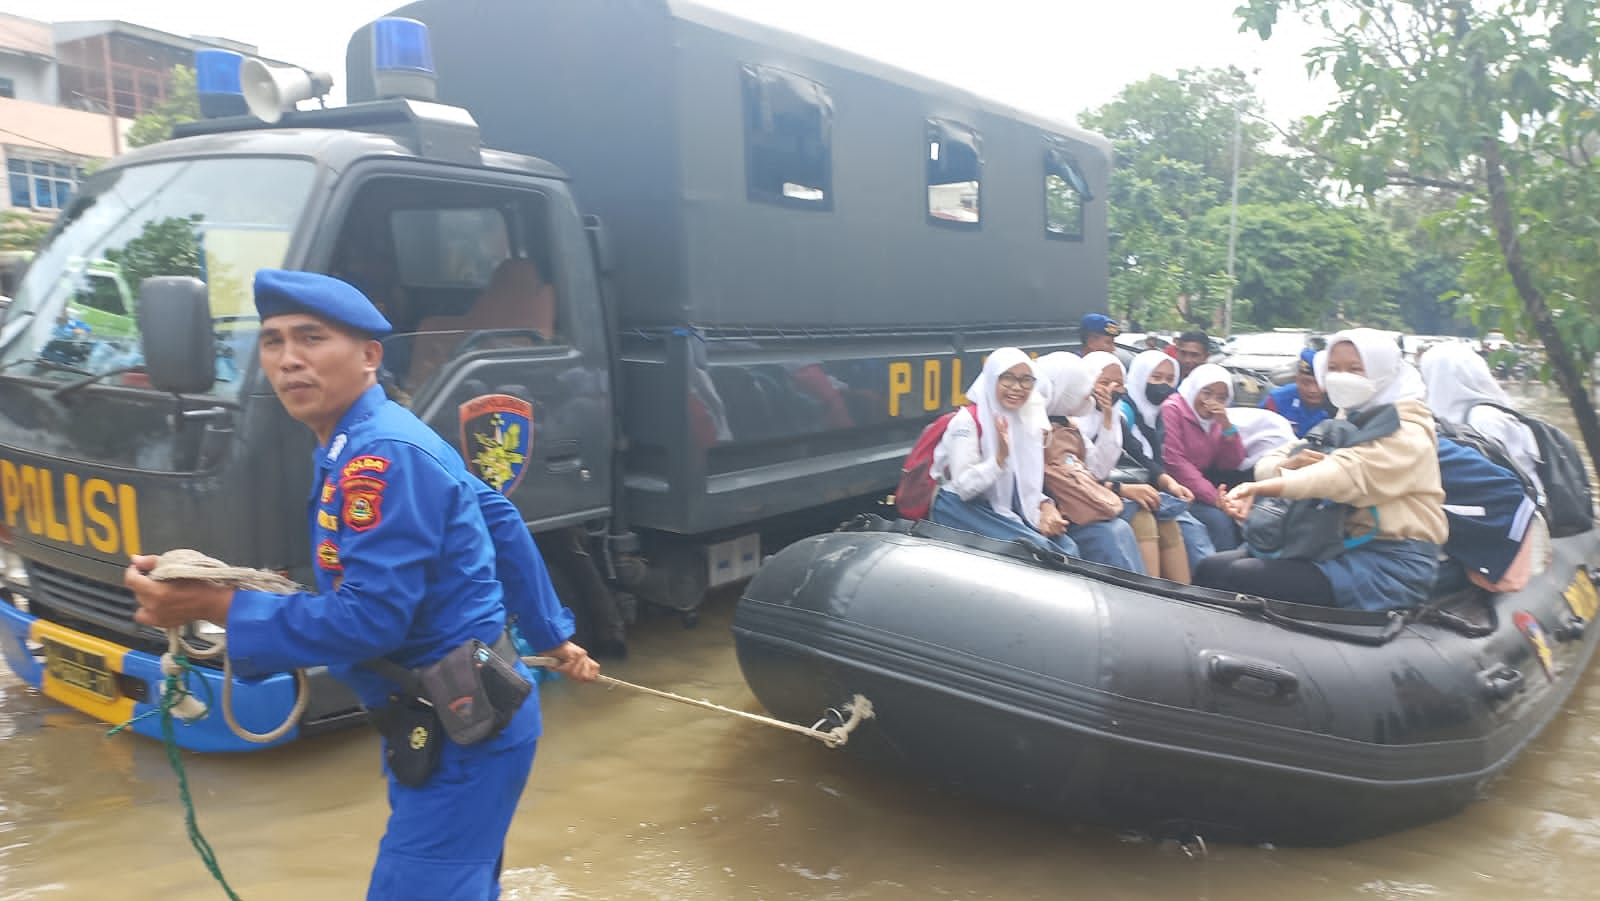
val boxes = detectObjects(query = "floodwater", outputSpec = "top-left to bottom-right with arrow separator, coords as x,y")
5,382 -> 1600,901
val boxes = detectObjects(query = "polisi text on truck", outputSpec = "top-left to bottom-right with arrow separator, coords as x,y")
0,460 -> 142,556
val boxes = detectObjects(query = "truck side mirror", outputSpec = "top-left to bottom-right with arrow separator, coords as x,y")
137,276 -> 216,394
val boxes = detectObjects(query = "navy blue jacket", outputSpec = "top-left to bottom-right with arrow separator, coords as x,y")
1262,382 -> 1332,438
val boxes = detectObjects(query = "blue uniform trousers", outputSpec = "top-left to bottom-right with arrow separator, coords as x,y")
369,701 -> 540,900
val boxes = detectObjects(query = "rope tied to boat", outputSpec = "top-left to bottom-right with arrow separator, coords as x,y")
127,550 -> 875,748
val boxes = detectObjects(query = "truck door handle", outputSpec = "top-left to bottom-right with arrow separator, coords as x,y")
544,440 -> 581,473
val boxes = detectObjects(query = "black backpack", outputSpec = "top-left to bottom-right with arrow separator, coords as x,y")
1472,402 -> 1593,537
1243,407 -> 1400,562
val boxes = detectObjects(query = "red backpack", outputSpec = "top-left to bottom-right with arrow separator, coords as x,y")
895,403 -> 980,520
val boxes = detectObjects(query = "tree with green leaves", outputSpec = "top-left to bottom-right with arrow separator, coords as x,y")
126,66 -> 199,150
0,210 -> 49,252
1238,0 -> 1600,471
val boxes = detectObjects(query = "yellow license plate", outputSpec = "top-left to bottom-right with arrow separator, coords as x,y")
41,637 -> 117,701
1565,567 -> 1600,621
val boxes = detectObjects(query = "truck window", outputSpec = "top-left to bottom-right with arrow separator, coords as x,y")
329,180 -> 563,392
1045,142 -> 1089,240
927,119 -> 981,225
741,64 -> 833,209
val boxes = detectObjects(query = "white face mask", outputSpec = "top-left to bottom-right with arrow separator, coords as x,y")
1324,371 -> 1377,410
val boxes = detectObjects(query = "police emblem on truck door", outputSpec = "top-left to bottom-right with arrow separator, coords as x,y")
459,394 -> 533,495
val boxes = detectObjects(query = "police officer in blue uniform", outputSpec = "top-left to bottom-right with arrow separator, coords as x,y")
125,269 -> 598,900
1261,348 -> 1334,438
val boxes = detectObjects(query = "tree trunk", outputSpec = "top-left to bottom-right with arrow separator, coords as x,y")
1481,138 -> 1600,475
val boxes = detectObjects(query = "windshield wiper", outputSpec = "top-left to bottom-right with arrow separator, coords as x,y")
53,364 -> 144,401
0,356 -> 93,377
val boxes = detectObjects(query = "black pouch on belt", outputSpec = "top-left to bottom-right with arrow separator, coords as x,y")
416,636 -> 532,745
368,694 -> 443,788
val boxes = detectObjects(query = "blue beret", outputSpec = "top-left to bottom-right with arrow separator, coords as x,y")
254,269 -> 392,337
1080,313 -> 1121,337
1297,348 -> 1316,375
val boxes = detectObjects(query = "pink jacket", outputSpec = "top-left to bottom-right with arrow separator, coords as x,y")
1158,392 -> 1245,506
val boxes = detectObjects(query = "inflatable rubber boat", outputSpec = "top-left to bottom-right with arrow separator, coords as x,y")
733,516 -> 1600,846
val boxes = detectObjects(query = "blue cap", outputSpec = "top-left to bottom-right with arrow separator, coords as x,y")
1080,313 -> 1121,337
1297,348 -> 1316,375
254,269 -> 393,337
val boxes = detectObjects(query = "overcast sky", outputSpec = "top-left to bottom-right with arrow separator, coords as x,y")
11,0 -> 1336,127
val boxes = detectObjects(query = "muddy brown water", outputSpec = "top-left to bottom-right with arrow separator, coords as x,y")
4,382 -> 1600,900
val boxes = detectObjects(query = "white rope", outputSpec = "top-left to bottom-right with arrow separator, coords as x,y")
149,550 -> 309,744
524,655 -> 873,748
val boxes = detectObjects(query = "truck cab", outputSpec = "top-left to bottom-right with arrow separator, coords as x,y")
0,1 -> 1111,751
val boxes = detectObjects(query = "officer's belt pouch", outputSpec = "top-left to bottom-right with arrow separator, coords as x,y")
416,638 -> 532,746
369,695 -> 442,788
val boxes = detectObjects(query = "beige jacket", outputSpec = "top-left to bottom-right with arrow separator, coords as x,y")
1253,399 -> 1448,544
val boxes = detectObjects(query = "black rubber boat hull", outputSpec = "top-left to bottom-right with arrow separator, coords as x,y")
732,518 -> 1600,845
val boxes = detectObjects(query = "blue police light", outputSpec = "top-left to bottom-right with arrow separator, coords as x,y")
195,48 -> 248,118
374,18 -> 434,74
372,17 -> 438,101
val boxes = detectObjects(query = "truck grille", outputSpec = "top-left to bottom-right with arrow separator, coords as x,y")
25,561 -> 172,655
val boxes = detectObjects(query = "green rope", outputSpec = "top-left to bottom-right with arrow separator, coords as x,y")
108,655 -> 244,900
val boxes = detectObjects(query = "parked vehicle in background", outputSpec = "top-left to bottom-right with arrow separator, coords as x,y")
1482,331 -> 1511,353
1218,328 -> 1320,385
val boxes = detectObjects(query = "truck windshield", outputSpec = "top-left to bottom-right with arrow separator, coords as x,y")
0,157 -> 316,398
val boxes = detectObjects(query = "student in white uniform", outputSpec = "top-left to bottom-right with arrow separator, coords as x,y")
930,348 -> 1079,557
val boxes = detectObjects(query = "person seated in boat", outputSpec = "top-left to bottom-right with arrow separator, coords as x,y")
1261,349 -> 1334,438
929,348 -> 1081,558
1160,364 -> 1246,551
1228,407 -> 1297,474
1032,353 -> 1147,574
1094,350 -> 1216,581
1193,328 -> 1448,610
1420,342 -> 1545,504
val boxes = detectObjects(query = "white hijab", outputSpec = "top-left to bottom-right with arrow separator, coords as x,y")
1419,341 -> 1513,422
1228,407 -> 1297,469
1314,328 -> 1426,413
1036,352 -> 1096,418
1177,363 -> 1234,428
1124,350 -> 1177,457
953,347 -> 1050,526
1075,351 -> 1125,442
1420,341 -> 1541,478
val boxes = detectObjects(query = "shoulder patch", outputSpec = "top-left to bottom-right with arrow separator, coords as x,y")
317,509 -> 338,531
342,455 -> 391,480
342,481 -> 384,532
317,539 -> 342,571
320,480 -> 335,503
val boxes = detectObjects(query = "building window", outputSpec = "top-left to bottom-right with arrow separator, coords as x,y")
0,78 -> 14,100
7,156 -> 80,210
742,64 -> 833,209
927,120 -> 981,226
1045,141 -> 1091,240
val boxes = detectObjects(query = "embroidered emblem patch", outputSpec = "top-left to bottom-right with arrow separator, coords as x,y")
342,455 -> 390,480
459,394 -> 533,495
317,509 -> 338,531
321,480 -> 335,503
317,539 -> 342,571
341,476 -> 384,532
